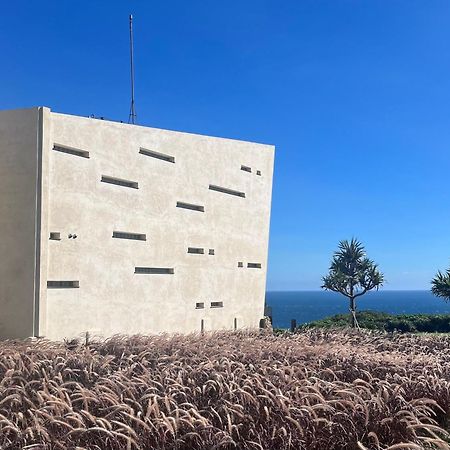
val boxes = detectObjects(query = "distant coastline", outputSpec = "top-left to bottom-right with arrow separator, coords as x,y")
265,290 -> 450,329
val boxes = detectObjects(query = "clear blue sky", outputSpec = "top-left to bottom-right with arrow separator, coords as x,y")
2,1 -> 450,291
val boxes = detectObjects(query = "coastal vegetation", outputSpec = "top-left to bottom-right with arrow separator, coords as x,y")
0,330 -> 450,449
303,310 -> 450,333
322,239 -> 384,328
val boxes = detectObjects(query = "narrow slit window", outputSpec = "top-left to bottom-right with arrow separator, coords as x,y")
209,184 -> 245,198
49,232 -> 61,241
211,301 -> 223,308
238,262 -> 243,268
188,247 -> 204,254
196,302 -> 204,309
139,148 -> 175,163
113,231 -> 146,241
241,165 -> 252,173
256,170 -> 261,176
53,144 -> 90,159
208,249 -> 215,255
47,280 -> 79,289
247,263 -> 262,269
135,267 -> 174,274
101,175 -> 138,189
176,202 -> 204,212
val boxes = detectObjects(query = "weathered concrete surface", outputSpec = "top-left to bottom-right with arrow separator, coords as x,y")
0,107 -> 275,340
0,108 -> 41,338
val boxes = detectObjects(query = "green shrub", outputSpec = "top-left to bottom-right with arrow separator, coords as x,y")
302,311 -> 450,333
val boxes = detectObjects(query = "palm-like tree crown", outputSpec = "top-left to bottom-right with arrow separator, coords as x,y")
431,269 -> 450,301
322,238 -> 384,298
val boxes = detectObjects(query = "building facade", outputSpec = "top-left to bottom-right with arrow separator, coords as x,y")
0,107 -> 274,340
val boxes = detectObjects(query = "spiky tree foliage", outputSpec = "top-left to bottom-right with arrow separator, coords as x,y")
431,268 -> 450,301
322,238 -> 384,328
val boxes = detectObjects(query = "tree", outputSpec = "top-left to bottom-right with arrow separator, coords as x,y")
321,238 -> 384,328
431,268 -> 450,301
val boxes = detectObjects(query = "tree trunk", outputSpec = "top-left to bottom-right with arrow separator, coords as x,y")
349,297 -> 356,328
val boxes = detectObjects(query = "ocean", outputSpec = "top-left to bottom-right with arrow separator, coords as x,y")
265,290 -> 450,329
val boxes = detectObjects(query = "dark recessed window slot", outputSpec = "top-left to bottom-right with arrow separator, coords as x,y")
211,301 -> 223,308
209,249 -> 215,255
135,267 -> 174,274
196,302 -> 205,309
238,262 -> 243,268
176,202 -> 205,212
247,263 -> 262,269
139,148 -> 175,163
209,184 -> 245,198
53,144 -> 90,159
49,232 -> 61,241
47,280 -> 79,289
241,165 -> 252,173
188,247 -> 204,254
113,231 -> 146,241
256,170 -> 261,176
101,175 -> 138,189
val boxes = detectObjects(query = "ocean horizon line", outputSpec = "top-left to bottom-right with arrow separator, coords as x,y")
266,289 -> 430,293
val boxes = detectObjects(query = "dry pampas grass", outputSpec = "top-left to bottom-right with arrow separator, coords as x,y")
0,329 -> 449,449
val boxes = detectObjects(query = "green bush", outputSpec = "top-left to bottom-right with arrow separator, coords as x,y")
302,311 -> 450,333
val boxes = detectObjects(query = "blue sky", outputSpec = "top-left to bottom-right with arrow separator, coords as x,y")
2,1 -> 450,290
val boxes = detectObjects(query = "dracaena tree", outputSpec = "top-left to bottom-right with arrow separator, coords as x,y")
431,268 -> 450,301
322,238 -> 384,328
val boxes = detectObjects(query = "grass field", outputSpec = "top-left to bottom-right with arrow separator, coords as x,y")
0,330 -> 450,449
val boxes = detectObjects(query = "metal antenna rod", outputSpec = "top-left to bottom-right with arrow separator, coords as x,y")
128,14 -> 137,124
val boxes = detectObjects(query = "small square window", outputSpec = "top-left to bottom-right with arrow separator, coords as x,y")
256,170 -> 261,176
238,262 -> 243,268
196,302 -> 204,309
209,249 -> 215,255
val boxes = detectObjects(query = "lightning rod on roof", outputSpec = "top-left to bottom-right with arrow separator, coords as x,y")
128,14 -> 137,124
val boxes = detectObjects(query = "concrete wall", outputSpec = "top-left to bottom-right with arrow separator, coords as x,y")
43,112 -> 274,340
0,108 -> 42,338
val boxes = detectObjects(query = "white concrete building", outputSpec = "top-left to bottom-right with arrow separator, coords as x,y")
0,107 -> 274,340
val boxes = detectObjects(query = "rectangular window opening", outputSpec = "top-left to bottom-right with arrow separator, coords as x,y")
247,263 -> 262,269
211,301 -> 223,308
53,144 -> 90,159
101,175 -> 138,189
241,165 -> 252,173
209,184 -> 245,198
139,148 -> 175,163
238,262 -> 243,268
256,170 -> 261,176
196,302 -> 205,309
208,249 -> 215,255
176,201 -> 205,212
188,247 -> 204,254
49,232 -> 61,241
113,231 -> 146,241
135,267 -> 174,274
47,280 -> 79,289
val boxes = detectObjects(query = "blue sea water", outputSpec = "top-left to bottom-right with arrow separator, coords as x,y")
265,290 -> 450,329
